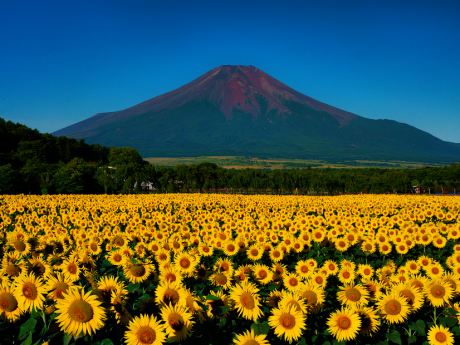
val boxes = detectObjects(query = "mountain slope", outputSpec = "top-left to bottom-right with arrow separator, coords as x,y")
53,65 -> 460,162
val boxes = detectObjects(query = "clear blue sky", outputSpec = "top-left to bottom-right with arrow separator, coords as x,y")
1,0 -> 459,143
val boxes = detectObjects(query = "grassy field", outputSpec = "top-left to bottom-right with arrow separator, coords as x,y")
144,156 -> 445,169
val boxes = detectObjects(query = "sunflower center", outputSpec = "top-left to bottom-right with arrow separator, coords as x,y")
165,273 -> 176,282
0,292 -> 18,312
431,267 -> 440,275
210,298 -> 224,309
302,291 -> 318,305
289,278 -> 299,287
169,314 -> 185,331
22,282 -> 38,300
435,332 -> 447,342
114,254 -> 122,262
384,300 -> 402,315
68,263 -> 78,274
400,290 -> 414,304
338,316 -> 351,330
54,282 -> 69,299
90,243 -> 98,251
6,264 -> 21,277
280,313 -> 295,329
30,263 -> 46,277
345,288 -> 361,302
14,241 -> 26,252
363,268 -> 371,275
359,313 -> 371,329
342,271 -> 351,279
258,270 -> 267,279
228,244 -> 235,251
301,265 -> 309,273
431,285 -> 445,298
243,341 -> 260,345
216,274 -> 227,285
328,264 -> 335,271
68,300 -> 94,323
100,287 -> 115,304
251,249 -> 258,256
136,326 -> 156,344
130,265 -> 146,277
197,267 -> 206,277
315,276 -> 323,285
180,258 -> 190,269
445,279 -> 456,290
163,289 -> 179,305
240,292 -> 255,309
273,251 -> 280,258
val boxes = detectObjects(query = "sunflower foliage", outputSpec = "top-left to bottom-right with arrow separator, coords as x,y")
0,194 -> 460,345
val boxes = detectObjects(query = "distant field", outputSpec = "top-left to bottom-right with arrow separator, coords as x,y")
144,156 -> 444,169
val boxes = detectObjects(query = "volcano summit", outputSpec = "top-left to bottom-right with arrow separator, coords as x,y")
54,65 -> 460,162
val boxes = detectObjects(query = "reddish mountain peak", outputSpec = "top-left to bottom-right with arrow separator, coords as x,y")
89,65 -> 357,127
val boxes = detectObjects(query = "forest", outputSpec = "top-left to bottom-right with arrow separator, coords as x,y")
1,117 -> 459,195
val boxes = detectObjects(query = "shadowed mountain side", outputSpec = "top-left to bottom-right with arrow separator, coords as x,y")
53,65 -> 460,163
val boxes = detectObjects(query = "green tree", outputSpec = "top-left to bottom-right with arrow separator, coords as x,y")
0,164 -> 19,194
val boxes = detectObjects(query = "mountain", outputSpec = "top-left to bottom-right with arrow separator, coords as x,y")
53,65 -> 460,163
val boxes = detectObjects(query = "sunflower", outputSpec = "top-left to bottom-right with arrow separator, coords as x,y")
426,263 -> 445,279
394,282 -> 424,311
427,324 -> 454,345
61,259 -> 81,282
272,263 -> 287,281
357,264 -> 374,281
410,274 -> 430,294
230,281 -> 263,321
378,242 -> 392,255
110,290 -> 133,325
426,280 -> 453,307
354,306 -> 380,336
266,290 -> 283,308
26,256 -> 51,279
46,273 -> 78,301
443,273 -> 460,295
361,241 -> 376,254
155,281 -> 183,307
193,265 -> 210,281
160,303 -> 194,342
283,273 -> 303,292
0,283 -> 23,322
160,267 -> 183,285
210,272 -> 233,290
327,307 -> 361,342
246,245 -> 264,261
205,290 -> 232,320
107,249 -> 126,266
377,292 -> 410,324
178,288 -> 202,316
278,291 -> 308,315
252,264 -> 273,285
310,272 -> 327,287
405,260 -> 420,275
174,253 -> 197,277
214,257 -> 234,276
337,283 -> 369,308
94,275 -> 128,304
55,287 -> 106,336
125,314 -> 167,345
233,329 -> 269,345
338,268 -> 355,284
123,260 -> 153,284
14,272 -> 48,312
223,241 -> 239,256
323,260 -> 339,276
269,247 -> 284,262
335,239 -> 350,252
268,305 -> 306,342
299,281 -> 325,310
295,260 -> 313,280
1,254 -> 24,278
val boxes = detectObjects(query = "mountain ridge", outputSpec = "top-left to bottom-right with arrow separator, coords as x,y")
53,65 -> 460,163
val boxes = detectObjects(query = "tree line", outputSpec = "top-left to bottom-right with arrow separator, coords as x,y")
1,117 -> 459,195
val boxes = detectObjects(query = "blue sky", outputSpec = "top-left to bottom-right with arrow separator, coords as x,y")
1,0 -> 459,143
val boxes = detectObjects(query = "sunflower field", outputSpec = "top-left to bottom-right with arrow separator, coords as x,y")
1,194 -> 460,345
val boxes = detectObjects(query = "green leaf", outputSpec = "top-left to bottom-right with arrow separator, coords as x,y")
101,259 -> 112,267
250,321 -> 270,335
21,332 -> 33,345
439,317 -> 457,328
127,283 -> 141,293
297,337 -> 307,345
387,330 -> 402,345
410,319 -> 426,336
63,333 -> 72,345
408,335 -> 417,344
19,317 -> 37,340
212,306 -> 230,317
100,339 -> 114,345
206,294 -> 222,301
